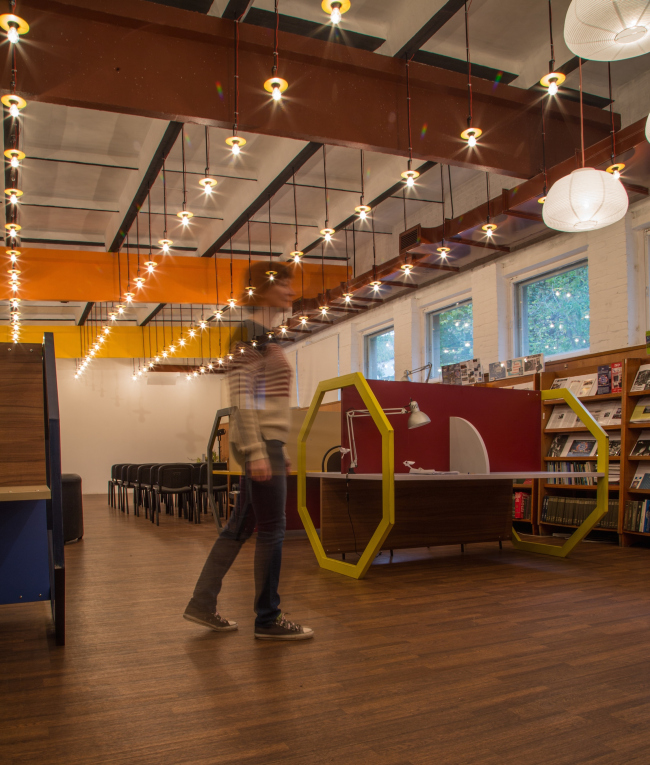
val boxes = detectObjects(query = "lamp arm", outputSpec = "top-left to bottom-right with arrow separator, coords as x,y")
403,362 -> 433,383
345,408 -> 407,471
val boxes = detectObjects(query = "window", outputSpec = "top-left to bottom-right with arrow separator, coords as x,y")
516,261 -> 589,358
365,327 -> 395,381
428,301 -> 474,377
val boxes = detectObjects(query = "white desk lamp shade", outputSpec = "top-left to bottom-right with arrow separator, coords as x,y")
542,167 -> 628,232
407,400 -> 431,429
564,0 -> 650,61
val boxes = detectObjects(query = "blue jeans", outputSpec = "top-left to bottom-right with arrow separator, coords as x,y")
189,440 -> 286,627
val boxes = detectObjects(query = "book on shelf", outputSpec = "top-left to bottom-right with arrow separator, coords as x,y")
547,404 -> 578,429
512,492 -> 531,520
586,401 -> 617,426
608,432 -> 622,457
630,464 -> 650,489
630,429 -> 650,457
541,495 -> 618,528
547,434 -> 569,457
546,461 -> 598,485
611,362 -> 623,393
565,438 -> 597,458
597,365 -> 611,395
631,365 -> 650,392
624,500 -> 650,533
578,375 -> 597,397
630,397 -> 650,423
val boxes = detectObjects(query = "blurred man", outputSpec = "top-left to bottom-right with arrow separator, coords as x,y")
184,261 -> 313,641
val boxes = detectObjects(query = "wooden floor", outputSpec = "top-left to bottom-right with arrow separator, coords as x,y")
3,497 -> 650,764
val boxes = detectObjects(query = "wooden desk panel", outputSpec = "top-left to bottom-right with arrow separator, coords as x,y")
0,344 -> 46,488
321,478 -> 513,554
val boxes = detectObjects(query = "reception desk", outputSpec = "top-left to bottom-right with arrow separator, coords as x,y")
315,472 -> 592,555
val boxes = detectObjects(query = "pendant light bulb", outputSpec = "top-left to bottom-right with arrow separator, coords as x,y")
461,127 -> 482,147
10,156 -> 18,168
482,223 -> 497,237
264,77 -> 288,101
299,315 -> 308,325
322,0 -> 349,25
177,210 -> 193,225
540,72 -> 566,96
145,261 -> 157,273
226,136 -> 246,155
401,169 -> 419,187
606,163 -> 625,181
355,204 -> 371,220
214,308 -> 223,319
291,250 -> 303,263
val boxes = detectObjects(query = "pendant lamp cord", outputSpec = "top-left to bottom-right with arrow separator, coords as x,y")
440,164 -> 446,246
548,0 -> 555,72
323,145 -> 329,228
579,57 -> 585,168
406,56 -> 414,172
292,169 -> 299,251
608,62 -> 616,162
465,1 -> 473,129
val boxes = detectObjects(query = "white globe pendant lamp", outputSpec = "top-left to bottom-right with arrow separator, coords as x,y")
564,0 -> 650,61
542,167 -> 628,232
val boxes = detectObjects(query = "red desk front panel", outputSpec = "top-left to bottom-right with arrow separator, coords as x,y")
341,380 -> 541,474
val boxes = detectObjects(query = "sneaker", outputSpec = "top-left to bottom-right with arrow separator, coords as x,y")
254,613 -> 314,641
183,604 -> 238,632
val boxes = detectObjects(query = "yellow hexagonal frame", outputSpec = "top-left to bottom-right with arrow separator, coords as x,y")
297,372 -> 394,579
511,387 -> 609,557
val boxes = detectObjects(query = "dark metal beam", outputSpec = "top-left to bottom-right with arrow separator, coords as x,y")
301,161 -> 437,256
202,142 -> 322,258
77,302 -> 94,326
140,303 -> 166,327
19,0 -> 617,179
395,0 -> 467,59
108,121 -> 182,253
245,8 -> 385,52
413,51 -> 518,85
221,0 -> 254,21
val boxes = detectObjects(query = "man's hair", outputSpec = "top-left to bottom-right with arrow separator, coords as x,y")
247,260 -> 293,295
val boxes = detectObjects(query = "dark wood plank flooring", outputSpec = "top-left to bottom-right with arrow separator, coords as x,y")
2,495 -> 650,764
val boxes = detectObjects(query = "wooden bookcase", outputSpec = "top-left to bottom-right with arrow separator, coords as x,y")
472,345 -> 650,544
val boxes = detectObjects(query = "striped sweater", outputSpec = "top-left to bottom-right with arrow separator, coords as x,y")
228,342 -> 292,465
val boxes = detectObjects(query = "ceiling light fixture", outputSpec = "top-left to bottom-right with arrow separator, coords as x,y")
461,4 -> 482,146
290,169 -> 302,263
226,19 -> 247,155
605,62 -> 624,180
482,172 -> 498,237
4,187 -> 21,204
355,151 -> 371,219
564,0 -> 650,61
0,13 -> 29,44
4,148 -> 24,168
2,94 -> 26,118
401,57 -> 420,187
543,58 -> 628,232
322,0 -> 349,24
158,160 -> 173,253
320,146 -> 335,243
264,1 -> 288,101
540,1 -> 566,96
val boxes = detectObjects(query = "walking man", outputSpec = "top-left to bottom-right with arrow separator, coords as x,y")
184,261 -> 313,641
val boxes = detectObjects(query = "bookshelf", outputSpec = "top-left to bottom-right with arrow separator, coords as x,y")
532,351 -> 650,545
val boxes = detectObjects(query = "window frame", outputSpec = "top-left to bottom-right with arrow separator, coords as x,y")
364,325 -> 395,381
426,299 -> 474,380
514,259 -> 589,360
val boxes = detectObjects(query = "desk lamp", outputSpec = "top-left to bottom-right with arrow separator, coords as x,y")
401,362 -> 432,382
342,400 -> 431,472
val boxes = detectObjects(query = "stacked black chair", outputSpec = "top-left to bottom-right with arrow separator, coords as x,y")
122,464 -> 141,515
152,464 -> 195,526
134,464 -> 156,518
108,464 -> 121,508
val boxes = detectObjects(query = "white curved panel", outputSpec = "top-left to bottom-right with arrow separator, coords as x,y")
449,417 -> 490,474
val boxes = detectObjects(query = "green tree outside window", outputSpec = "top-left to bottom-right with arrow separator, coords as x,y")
518,263 -> 589,357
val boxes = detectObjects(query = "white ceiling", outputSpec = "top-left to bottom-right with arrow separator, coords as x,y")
7,0 -> 650,330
